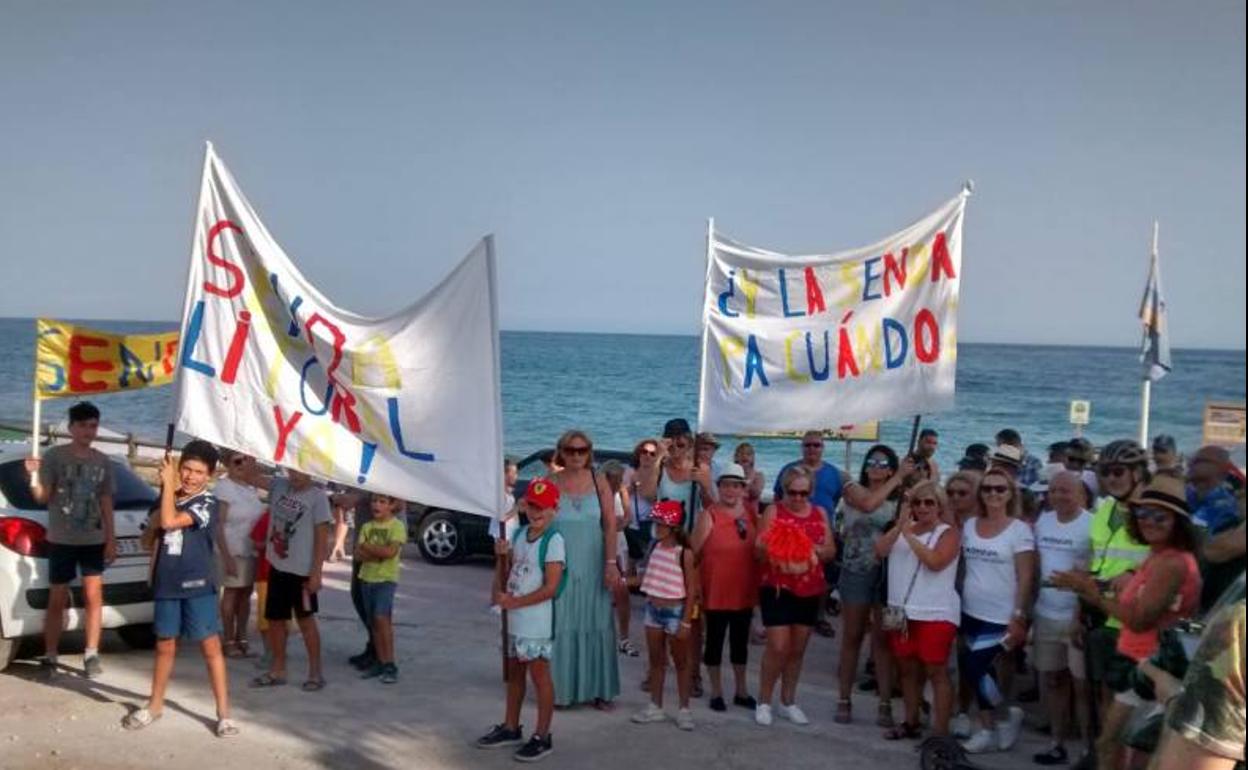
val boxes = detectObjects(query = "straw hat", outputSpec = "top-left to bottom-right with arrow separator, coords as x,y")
1129,475 -> 1191,518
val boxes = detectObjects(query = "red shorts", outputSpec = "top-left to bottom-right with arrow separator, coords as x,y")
888,620 -> 957,665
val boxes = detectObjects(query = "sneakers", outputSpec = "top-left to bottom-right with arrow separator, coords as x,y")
477,723 -> 524,749
676,708 -> 695,731
709,696 -> 727,712
777,703 -> 810,725
348,648 -> 376,671
962,728 -> 997,754
380,664 -> 399,685
951,712 -> 973,739
360,662 -> 384,680
997,706 -> 1025,751
513,734 -> 553,763
754,704 -> 773,726
631,703 -> 667,724
39,657 -> 57,680
617,638 -> 641,657
733,694 -> 758,710
83,655 -> 103,679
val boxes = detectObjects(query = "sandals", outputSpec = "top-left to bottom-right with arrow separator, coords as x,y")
215,718 -> 240,738
883,722 -> 922,741
122,707 -> 162,731
250,673 -> 287,688
833,699 -> 852,724
617,638 -> 641,657
876,703 -> 896,728
301,677 -> 326,692
814,619 -> 836,638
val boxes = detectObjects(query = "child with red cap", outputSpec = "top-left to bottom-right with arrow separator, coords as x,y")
477,478 -> 567,762
632,500 -> 700,731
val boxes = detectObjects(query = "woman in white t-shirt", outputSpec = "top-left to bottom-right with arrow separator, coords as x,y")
956,468 -> 1037,755
215,451 -> 266,658
873,480 -> 962,739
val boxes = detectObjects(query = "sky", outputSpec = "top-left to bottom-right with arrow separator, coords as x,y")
1,1 -> 1244,349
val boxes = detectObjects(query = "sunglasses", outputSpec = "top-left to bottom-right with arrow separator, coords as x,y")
911,498 -> 939,508
562,445 -> 591,456
865,458 -> 892,469
639,448 -> 657,456
785,488 -> 812,498
1132,506 -> 1173,524
734,518 -> 748,541
980,485 -> 1010,495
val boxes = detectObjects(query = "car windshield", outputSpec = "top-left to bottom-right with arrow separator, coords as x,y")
0,457 -> 158,511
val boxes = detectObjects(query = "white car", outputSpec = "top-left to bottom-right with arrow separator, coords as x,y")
0,442 -> 159,670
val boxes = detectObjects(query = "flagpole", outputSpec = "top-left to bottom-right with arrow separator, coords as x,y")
1138,221 -> 1159,446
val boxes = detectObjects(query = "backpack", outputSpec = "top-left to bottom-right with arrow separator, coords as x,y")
511,527 -> 569,599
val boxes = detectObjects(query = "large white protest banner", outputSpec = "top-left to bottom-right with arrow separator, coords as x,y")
698,190 -> 968,435
173,144 -> 504,517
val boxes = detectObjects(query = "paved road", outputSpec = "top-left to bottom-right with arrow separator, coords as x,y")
0,549 -> 1050,769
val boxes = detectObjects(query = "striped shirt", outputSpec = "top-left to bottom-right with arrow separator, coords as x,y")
641,543 -> 687,600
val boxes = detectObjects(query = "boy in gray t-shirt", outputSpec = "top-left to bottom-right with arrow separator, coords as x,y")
24,401 -> 116,679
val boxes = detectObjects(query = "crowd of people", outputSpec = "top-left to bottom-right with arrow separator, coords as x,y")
20,401 -> 1247,768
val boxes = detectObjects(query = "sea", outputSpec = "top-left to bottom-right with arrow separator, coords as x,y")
0,317 -> 1243,481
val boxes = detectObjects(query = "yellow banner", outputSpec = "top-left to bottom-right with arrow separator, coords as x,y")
36,319 -> 179,399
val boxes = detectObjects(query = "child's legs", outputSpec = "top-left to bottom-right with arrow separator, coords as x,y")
372,615 -> 394,664
529,658 -> 555,736
81,572 -> 104,652
200,634 -> 230,718
645,626 -> 668,707
505,657 -> 527,730
669,632 -> 691,709
149,638 -> 178,714
296,615 -> 322,678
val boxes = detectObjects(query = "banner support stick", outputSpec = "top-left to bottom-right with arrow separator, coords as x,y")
29,320 -> 43,487
1138,379 -> 1152,447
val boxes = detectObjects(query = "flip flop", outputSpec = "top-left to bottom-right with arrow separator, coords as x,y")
883,722 -> 923,741
302,677 -> 326,692
250,673 -> 287,688
122,707 -> 162,731
215,718 -> 240,738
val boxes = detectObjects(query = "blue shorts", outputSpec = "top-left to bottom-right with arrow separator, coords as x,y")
360,581 -> 397,623
644,600 -> 686,636
47,543 -> 106,585
153,593 -> 221,642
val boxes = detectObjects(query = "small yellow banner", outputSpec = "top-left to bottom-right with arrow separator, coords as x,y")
36,319 -> 180,399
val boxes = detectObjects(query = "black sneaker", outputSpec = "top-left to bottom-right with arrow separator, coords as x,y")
349,648 -> 376,671
39,657 -> 57,680
380,664 -> 398,685
476,724 -> 524,749
359,662 -> 384,680
83,655 -> 103,679
513,734 -> 552,763
709,696 -> 727,712
733,694 -> 758,710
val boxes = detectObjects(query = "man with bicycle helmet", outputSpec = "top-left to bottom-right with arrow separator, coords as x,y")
1071,440 -> 1152,769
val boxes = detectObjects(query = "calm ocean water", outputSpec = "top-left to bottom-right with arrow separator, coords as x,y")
0,317 -> 1243,481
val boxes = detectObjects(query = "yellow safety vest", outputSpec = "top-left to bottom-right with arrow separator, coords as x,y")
1088,496 -> 1151,629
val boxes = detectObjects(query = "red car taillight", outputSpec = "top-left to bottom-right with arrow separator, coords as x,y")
0,517 -> 50,558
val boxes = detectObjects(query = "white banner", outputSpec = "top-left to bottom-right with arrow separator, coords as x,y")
698,191 -> 968,434
173,144 -> 504,517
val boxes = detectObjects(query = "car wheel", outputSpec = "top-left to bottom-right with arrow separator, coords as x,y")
417,512 -> 464,565
117,623 -> 157,650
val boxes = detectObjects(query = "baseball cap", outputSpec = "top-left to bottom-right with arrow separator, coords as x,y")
662,418 -> 692,439
523,478 -> 561,510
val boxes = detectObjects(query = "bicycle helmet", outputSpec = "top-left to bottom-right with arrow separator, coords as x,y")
1098,439 -> 1149,469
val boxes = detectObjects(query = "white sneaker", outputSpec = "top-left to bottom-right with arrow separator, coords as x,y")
996,706 -> 1025,751
631,703 -> 667,724
755,704 -> 773,726
676,708 -> 695,731
951,712 -> 973,739
777,703 -> 810,725
962,728 -> 997,754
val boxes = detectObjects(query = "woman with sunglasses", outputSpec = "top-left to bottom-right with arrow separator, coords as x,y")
874,480 -> 962,739
754,466 -> 837,727
957,468 -> 1037,754
945,471 -> 982,527
691,463 -> 759,713
548,430 -> 621,709
214,450 -> 266,659
1051,476 -> 1201,770
834,444 -> 914,727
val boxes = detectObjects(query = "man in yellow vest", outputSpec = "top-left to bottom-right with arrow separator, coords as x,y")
1072,439 -> 1151,770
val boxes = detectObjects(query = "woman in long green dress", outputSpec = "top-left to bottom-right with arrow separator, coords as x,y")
548,430 -> 621,707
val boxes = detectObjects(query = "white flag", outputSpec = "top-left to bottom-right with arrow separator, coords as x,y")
172,144 -> 504,517
698,191 -> 968,434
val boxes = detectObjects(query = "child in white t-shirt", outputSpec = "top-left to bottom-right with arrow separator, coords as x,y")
477,479 -> 565,763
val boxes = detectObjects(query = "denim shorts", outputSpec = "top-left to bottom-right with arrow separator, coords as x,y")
153,593 -> 221,642
644,600 -> 686,636
360,581 -> 397,622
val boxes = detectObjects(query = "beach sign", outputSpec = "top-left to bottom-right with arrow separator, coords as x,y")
171,144 -> 505,517
35,319 -> 179,399
1202,402 -> 1246,446
1069,400 -> 1091,426
698,190 -> 968,434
